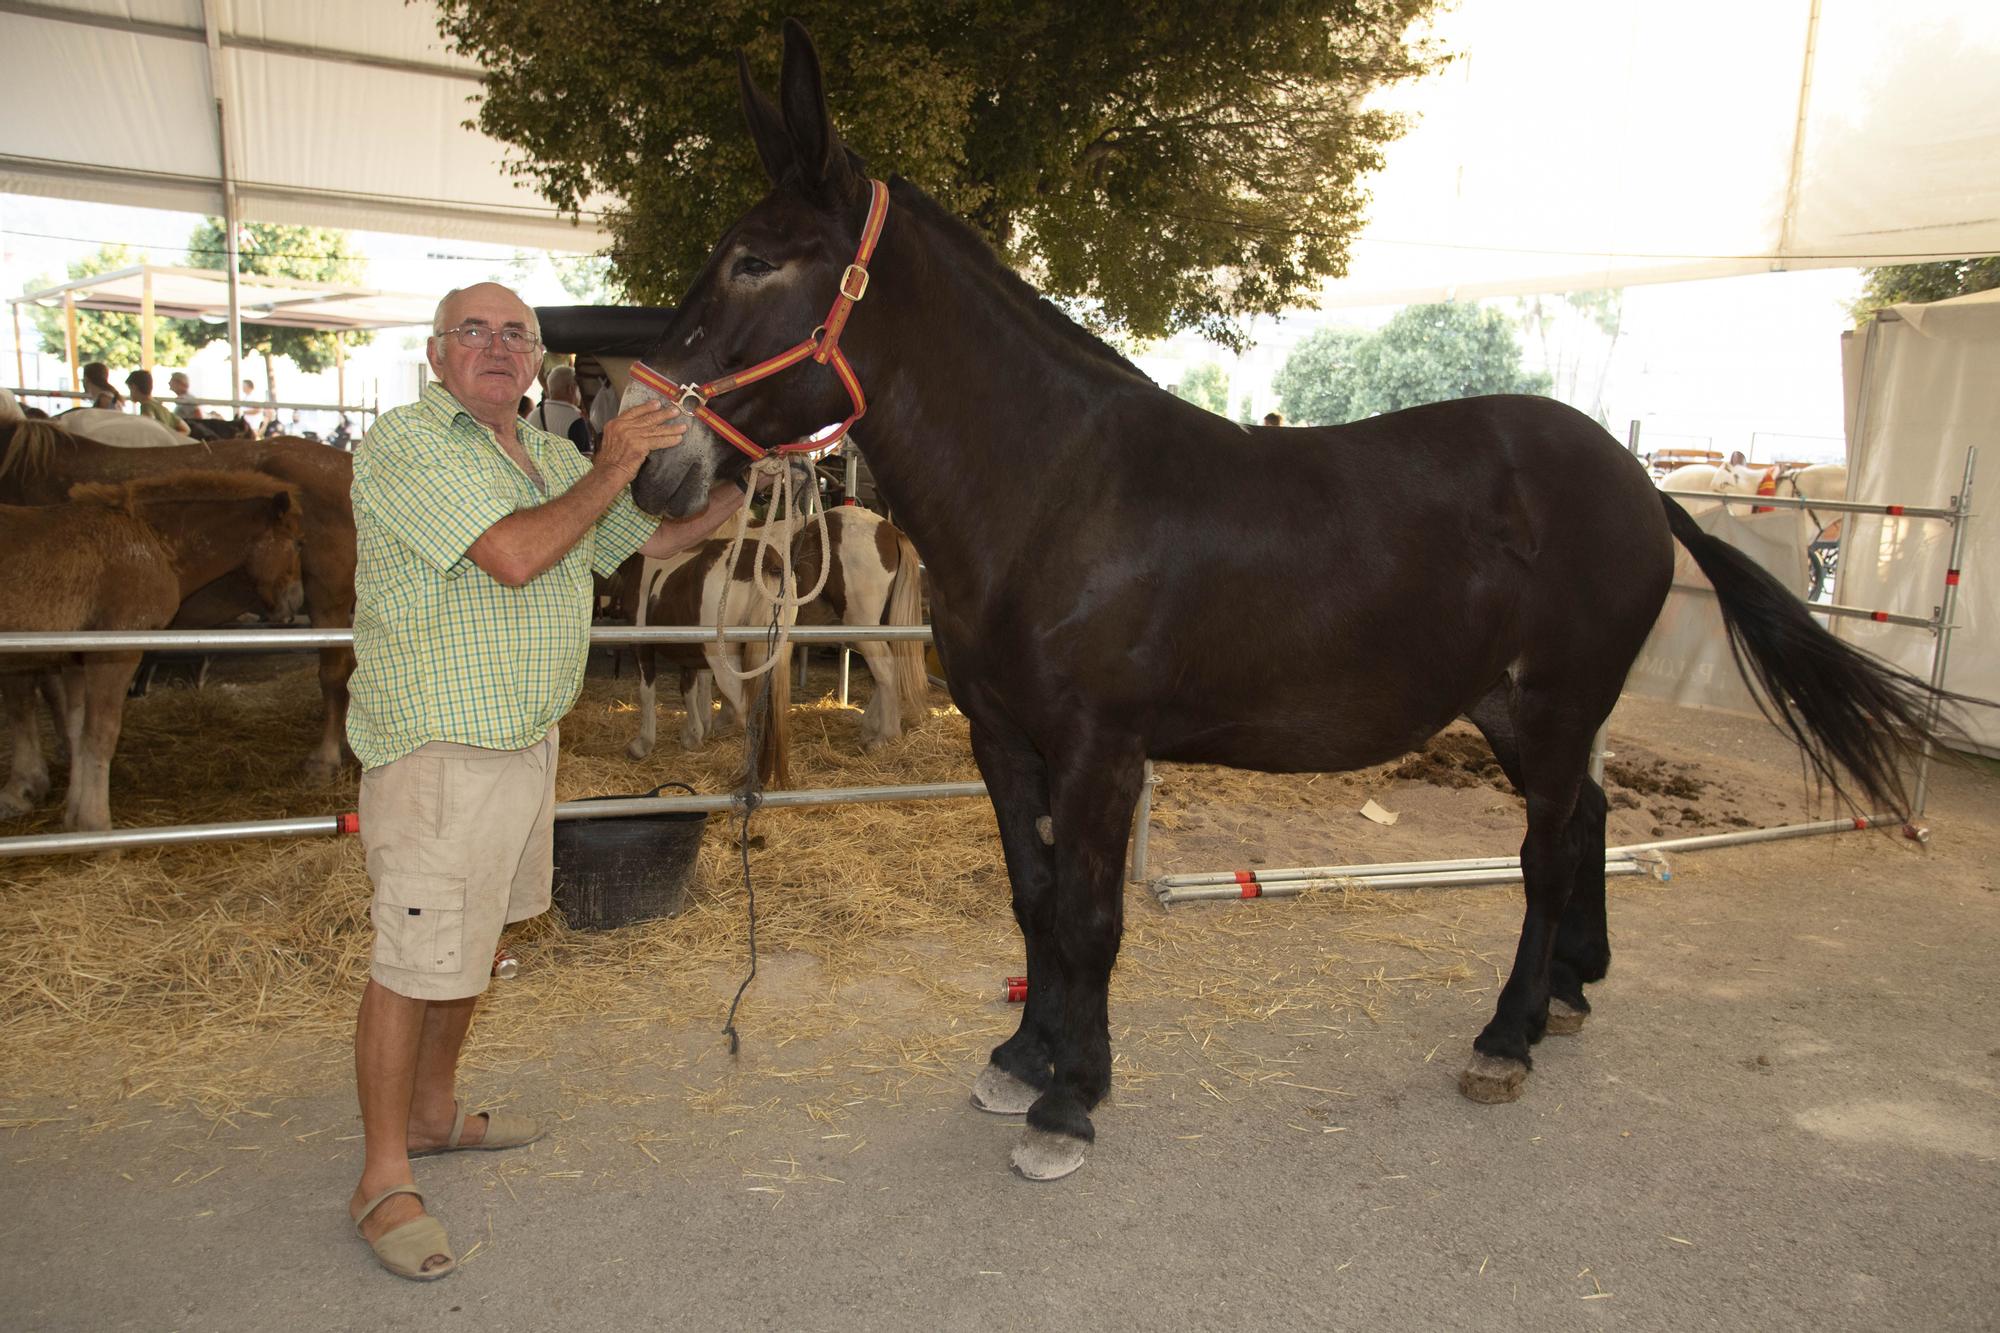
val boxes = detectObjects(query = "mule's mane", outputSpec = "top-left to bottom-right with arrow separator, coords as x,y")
889,181 -> 1154,387
69,470 -> 295,512
0,419 -> 69,487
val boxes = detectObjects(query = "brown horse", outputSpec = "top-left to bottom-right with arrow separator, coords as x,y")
623,23 -> 1976,1179
0,472 -> 304,831
604,505 -> 927,765
0,419 -> 356,778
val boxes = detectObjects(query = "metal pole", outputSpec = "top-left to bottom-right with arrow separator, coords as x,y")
1909,445 -> 1977,822
1156,849 -> 1641,890
0,781 -> 991,860
1160,859 -> 1649,904
1127,760 -> 1155,884
140,268 -> 156,372
202,0 -> 243,420
62,292 -> 78,391
1611,813 -> 1895,855
12,301 -> 26,388
0,624 -> 937,653
839,648 -> 852,706
1626,419 -> 1642,456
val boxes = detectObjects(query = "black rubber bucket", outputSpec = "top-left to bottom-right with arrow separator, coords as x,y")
552,782 -> 708,930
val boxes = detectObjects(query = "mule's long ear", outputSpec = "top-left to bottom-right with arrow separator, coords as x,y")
739,49 -> 792,184
778,19 -> 857,198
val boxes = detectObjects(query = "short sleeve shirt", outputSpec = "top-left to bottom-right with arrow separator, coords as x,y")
137,398 -> 181,430
346,382 -> 658,768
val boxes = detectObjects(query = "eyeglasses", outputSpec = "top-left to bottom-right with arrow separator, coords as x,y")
436,324 -> 541,353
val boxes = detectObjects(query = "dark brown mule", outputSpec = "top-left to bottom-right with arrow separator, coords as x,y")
602,505 -> 927,767
0,472 -> 304,832
0,419 -> 356,779
627,23 -> 1973,1179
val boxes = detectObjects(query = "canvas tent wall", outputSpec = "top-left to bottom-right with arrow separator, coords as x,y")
1837,290 -> 2000,754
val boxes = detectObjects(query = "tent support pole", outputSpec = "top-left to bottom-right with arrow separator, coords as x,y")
12,302 -> 25,388
1908,445 -> 1978,826
140,268 -> 155,372
201,0 -> 243,418
62,292 -> 77,391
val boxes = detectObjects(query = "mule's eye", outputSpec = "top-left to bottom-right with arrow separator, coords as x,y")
732,256 -> 776,279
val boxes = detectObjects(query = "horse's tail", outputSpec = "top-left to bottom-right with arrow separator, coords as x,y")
1659,491 -> 1971,817
885,527 -> 929,722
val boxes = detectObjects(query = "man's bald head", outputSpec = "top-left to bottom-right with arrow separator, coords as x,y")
432,282 -> 540,340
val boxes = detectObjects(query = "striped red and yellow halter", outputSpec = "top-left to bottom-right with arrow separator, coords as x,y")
629,178 -> 890,461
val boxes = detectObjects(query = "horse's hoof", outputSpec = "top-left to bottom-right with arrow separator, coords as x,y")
625,737 -> 654,760
0,789 -> 36,818
299,756 -> 340,784
1545,998 -> 1587,1036
971,1064 -> 1041,1116
1010,1127 -> 1087,1181
1459,1053 -> 1528,1104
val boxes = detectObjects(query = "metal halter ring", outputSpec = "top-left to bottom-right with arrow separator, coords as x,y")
677,388 -> 707,414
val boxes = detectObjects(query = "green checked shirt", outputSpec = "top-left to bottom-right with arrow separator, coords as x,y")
347,382 -> 657,768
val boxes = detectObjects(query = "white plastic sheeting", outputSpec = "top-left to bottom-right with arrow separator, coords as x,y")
6,1 -> 2000,279
0,0 -> 610,248
1837,290 -> 2000,753
1625,501 -> 1813,718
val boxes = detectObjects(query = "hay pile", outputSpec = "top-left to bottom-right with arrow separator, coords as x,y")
0,659 -> 1483,1127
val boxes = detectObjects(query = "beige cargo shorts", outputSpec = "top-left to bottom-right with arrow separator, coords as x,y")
359,726 -> 559,1001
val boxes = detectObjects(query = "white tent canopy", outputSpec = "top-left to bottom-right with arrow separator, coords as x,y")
1313,0 -> 2000,306
0,0 -> 610,250
3,1 -> 1996,292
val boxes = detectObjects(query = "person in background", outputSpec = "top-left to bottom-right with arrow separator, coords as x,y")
169,372 -> 203,423
125,370 -> 192,435
533,364 -> 592,456
343,282 -> 744,1282
1263,411 -> 1284,428
82,363 -> 123,411
576,355 -> 619,443
0,386 -> 22,423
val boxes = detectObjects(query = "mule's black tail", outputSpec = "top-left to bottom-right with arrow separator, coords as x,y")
1660,492 -> 1970,818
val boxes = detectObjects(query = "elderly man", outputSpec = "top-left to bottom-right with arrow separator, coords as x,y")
345,282 -> 743,1281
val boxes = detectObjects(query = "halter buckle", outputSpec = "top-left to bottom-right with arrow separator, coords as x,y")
838,263 -> 870,302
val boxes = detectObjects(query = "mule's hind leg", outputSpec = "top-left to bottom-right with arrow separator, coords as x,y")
964,720 -> 1059,1116
1464,681 -> 1607,1035
852,641 -> 901,747
1462,685 -> 1600,1103
1013,731 -> 1146,1180
627,648 -> 659,759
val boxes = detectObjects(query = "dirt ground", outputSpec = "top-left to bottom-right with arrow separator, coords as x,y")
2,660 -> 1996,1331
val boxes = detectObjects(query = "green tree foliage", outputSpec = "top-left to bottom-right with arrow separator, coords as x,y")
432,0 -> 1446,348
27,244 -> 194,370
1172,361 -> 1230,415
1850,256 -> 2000,321
1272,325 -> 1370,425
1275,303 -> 1547,425
177,219 -> 372,374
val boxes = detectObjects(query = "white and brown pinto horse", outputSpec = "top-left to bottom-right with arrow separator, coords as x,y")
604,505 -> 926,765
0,472 -> 304,831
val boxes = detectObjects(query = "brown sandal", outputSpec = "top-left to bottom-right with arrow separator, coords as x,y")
411,1100 -> 547,1158
352,1185 -> 455,1281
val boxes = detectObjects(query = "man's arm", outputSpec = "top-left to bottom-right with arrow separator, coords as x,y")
466,401 -> 684,587
638,483 -> 747,559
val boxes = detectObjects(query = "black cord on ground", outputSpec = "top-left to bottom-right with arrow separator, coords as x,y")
719,587 -> 790,1056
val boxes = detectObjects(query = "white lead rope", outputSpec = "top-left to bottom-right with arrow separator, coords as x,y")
708,455 -> 831,682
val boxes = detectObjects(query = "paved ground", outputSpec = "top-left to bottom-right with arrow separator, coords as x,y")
4,698 -> 1997,1331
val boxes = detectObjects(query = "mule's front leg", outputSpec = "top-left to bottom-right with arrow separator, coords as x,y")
964,723 -> 1059,1117
627,648 -> 660,758
1013,737 -> 1145,1181
63,654 -> 141,834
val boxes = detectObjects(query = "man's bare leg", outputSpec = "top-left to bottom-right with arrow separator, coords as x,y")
349,979 -> 469,1274
409,994 -> 487,1149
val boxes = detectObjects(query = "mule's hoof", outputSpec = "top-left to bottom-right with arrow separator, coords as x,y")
971,1064 -> 1041,1116
625,737 -> 655,760
300,757 -> 340,784
1459,1053 -> 1528,1104
0,783 -> 41,817
1010,1127 -> 1087,1181
1545,998 -> 1587,1036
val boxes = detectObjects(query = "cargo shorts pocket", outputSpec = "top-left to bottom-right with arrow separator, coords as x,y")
371,872 -> 467,975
